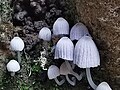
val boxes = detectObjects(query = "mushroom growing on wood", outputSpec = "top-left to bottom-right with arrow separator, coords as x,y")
74,36 -> 111,90
7,60 -> 20,76
53,17 -> 69,36
47,65 -> 65,85
70,22 -> 90,45
38,27 -> 51,55
54,37 -> 82,80
10,37 -> 25,63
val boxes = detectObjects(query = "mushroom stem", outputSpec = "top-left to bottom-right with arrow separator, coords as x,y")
17,51 -> 21,63
65,61 -> 82,80
43,41 -> 48,56
11,72 -> 15,76
86,68 -> 97,89
66,75 -> 76,86
54,77 -> 65,86
51,45 -> 55,53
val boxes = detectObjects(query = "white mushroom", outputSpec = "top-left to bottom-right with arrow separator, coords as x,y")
74,36 -> 100,68
54,37 -> 82,80
38,27 -> 51,41
7,60 -> 20,76
70,22 -> 90,41
10,37 -> 25,63
53,17 -> 69,36
96,82 -> 112,90
47,65 -> 65,85
74,36 -> 104,89
60,62 -> 76,86
38,27 -> 51,55
54,37 -> 74,60
60,62 -> 70,75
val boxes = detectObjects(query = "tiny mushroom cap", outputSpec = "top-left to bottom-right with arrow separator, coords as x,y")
73,36 -> 100,68
38,27 -> 52,41
47,65 -> 60,79
70,22 -> 90,41
10,37 -> 25,51
7,60 -> 20,72
60,62 -> 70,75
53,17 -> 69,35
96,82 -> 112,90
54,37 -> 74,61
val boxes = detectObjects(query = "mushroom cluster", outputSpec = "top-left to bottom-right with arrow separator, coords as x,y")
7,36 -> 24,76
42,17 -> 112,90
6,17 -> 112,90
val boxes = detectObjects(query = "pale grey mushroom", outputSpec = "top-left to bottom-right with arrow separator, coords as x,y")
38,27 -> 51,41
96,82 -> 112,90
10,37 -> 24,63
74,36 -> 99,89
60,62 -> 76,86
47,65 -> 65,85
38,27 -> 52,55
70,22 -> 90,41
74,36 -> 111,90
54,37 -> 82,80
53,17 -> 69,36
7,60 -> 20,76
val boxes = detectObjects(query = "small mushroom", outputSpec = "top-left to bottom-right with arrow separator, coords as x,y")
74,36 -> 110,90
96,82 -> 112,90
70,23 -> 90,41
54,37 -> 82,80
10,37 -> 25,63
60,62 -> 76,86
38,27 -> 51,55
38,27 -> 51,41
7,60 -> 20,76
47,65 -> 65,85
70,23 -> 90,45
54,37 -> 74,61
53,17 -> 69,36
60,62 -> 70,75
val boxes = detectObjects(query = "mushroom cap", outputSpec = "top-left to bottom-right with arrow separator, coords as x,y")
54,37 -> 74,61
60,62 -> 70,75
96,82 -> 112,90
38,27 -> 51,41
53,17 -> 69,35
7,60 -> 20,72
10,37 -> 25,51
73,36 -> 100,68
47,65 -> 60,79
70,23 -> 90,41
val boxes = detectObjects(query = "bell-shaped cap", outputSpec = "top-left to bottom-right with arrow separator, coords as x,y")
96,82 -> 112,90
47,65 -> 60,79
7,60 -> 20,72
73,36 -> 100,68
38,27 -> 51,41
10,37 -> 25,51
70,23 -> 90,41
60,62 -> 70,75
54,37 -> 74,61
53,17 -> 69,35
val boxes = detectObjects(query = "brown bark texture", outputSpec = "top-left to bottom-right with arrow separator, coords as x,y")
75,0 -> 120,89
